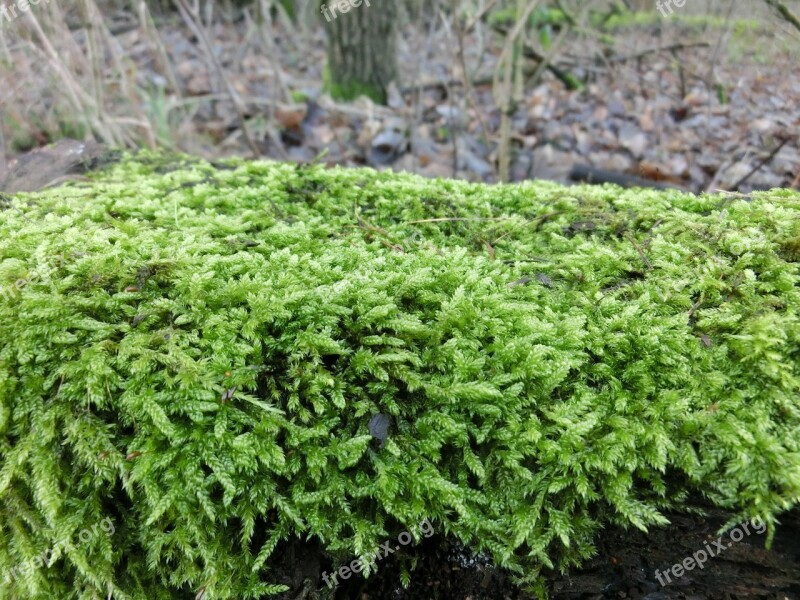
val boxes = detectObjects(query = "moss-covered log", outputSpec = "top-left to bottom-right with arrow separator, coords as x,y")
0,154 -> 798,599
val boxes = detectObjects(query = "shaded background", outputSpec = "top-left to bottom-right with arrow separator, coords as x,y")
0,0 -> 798,194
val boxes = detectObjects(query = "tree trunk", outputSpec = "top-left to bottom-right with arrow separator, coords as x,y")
322,0 -> 398,104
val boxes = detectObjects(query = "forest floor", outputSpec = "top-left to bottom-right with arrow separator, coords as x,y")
1,5 -> 799,194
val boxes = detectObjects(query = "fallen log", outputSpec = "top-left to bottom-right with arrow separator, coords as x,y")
568,163 -> 685,190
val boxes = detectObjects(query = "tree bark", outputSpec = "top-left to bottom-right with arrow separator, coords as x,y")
323,0 -> 398,104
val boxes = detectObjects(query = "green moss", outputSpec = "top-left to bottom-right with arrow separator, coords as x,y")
323,66 -> 386,104
327,80 -> 386,104
0,153 -> 799,598
489,6 -> 568,29
290,90 -> 310,104
602,11 -> 761,31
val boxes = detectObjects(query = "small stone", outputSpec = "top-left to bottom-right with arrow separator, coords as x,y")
368,413 -> 391,447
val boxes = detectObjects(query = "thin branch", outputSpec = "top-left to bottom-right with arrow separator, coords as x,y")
0,193 -> 33,223
764,0 -> 800,32
464,0 -> 501,33
407,217 -> 513,225
627,233 -> 653,270
607,42 -> 711,63
174,0 -> 269,159
451,0 -> 496,180
729,136 -> 791,191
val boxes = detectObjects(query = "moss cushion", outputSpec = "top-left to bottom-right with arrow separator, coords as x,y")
0,154 -> 798,598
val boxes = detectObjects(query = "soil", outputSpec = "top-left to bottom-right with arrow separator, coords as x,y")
276,507 -> 800,599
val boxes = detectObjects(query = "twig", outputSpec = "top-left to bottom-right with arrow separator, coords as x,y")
23,10 -> 109,142
138,2 -> 182,97
729,136 -> 791,191
627,233 -> 653,270
451,0 -> 496,180
292,579 -> 314,600
687,294 -> 704,321
501,257 -> 549,264
482,239 -> 496,261
764,0 -> 800,32
0,193 -> 32,223
606,42 -> 711,63
355,218 -> 392,237
521,43 -> 583,90
407,217 -> 513,225
715,190 -> 793,201
174,0 -> 268,159
704,0 -> 736,101
408,0 -> 441,173
255,1 -> 292,104
492,211 -> 563,244
646,219 -> 664,237
437,11 -> 461,178
493,0 -> 544,182
0,126 -> 7,183
491,22 -> 582,91
553,0 -> 578,27
400,75 -> 495,95
705,157 -> 735,193
464,0 -> 501,33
